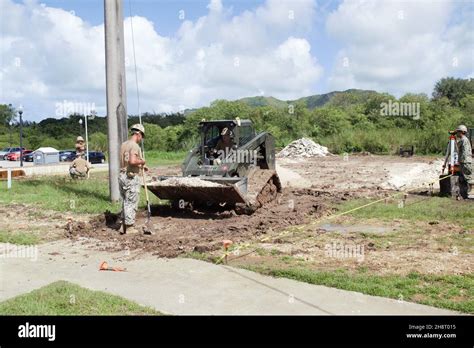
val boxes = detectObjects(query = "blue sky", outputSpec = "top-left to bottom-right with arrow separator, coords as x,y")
2,0 -> 473,121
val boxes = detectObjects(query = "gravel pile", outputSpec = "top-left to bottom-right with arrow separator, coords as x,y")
151,177 -> 224,188
277,138 -> 330,158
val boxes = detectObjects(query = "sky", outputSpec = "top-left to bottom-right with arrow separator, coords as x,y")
1,0 -> 473,121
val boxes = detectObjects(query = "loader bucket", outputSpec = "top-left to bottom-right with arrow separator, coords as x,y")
147,176 -> 248,205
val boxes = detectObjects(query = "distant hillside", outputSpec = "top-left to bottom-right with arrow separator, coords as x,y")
238,96 -> 289,109
237,89 -> 379,109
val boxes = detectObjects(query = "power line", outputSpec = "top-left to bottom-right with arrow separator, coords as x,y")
128,0 -> 145,157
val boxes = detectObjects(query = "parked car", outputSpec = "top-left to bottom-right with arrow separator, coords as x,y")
0,147 -> 25,160
7,150 -> 32,161
59,150 -> 76,162
64,151 -> 106,164
22,151 -> 35,162
89,151 -> 106,164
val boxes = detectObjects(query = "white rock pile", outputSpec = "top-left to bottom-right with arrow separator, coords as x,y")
277,138 -> 330,158
151,177 -> 224,188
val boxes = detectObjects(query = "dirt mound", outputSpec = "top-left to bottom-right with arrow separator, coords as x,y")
65,188 -> 352,258
277,138 -> 330,158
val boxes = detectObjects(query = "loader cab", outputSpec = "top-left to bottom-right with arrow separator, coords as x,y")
202,123 -> 234,149
239,122 -> 256,146
198,120 -> 254,166
200,121 -> 236,164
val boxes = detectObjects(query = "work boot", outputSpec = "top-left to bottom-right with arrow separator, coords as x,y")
110,219 -> 123,230
124,225 -> 140,235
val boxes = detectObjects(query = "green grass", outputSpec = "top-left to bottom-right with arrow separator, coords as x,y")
0,172 -> 163,214
247,265 -> 474,313
145,150 -> 187,166
337,196 -> 474,229
0,281 -> 161,315
0,174 -> 119,214
0,151 -> 184,214
0,230 -> 39,245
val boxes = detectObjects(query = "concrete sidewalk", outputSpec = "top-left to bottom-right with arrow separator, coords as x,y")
0,239 -> 457,315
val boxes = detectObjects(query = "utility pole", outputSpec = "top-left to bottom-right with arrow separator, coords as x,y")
18,105 -> 24,168
84,114 -> 89,162
104,0 -> 128,201
8,104 -> 13,147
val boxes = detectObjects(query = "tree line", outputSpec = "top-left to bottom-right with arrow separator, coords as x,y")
1,77 -> 473,155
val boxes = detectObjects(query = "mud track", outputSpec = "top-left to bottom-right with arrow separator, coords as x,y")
66,188 -> 380,258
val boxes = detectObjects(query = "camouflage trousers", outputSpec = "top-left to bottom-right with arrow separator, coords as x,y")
460,162 -> 474,185
119,172 -> 140,226
69,167 -> 86,179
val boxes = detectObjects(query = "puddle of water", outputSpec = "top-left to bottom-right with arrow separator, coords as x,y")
319,223 -> 391,234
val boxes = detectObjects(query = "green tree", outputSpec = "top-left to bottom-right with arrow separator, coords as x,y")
89,132 -> 108,152
0,104 -> 16,126
432,77 -> 474,106
310,107 -> 351,137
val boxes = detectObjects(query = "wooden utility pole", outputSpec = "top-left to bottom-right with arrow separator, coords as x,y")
104,0 -> 128,201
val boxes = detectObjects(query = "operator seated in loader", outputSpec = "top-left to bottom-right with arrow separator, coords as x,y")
215,127 -> 233,151
455,125 -> 473,199
212,127 -> 234,164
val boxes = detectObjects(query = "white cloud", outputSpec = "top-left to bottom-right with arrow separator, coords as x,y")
326,0 -> 474,96
4,0 -> 470,120
0,0 -> 322,120
1,0 -> 106,116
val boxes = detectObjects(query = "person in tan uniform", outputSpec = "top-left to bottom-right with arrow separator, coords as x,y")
69,154 -> 91,179
119,124 -> 148,234
75,136 -> 85,157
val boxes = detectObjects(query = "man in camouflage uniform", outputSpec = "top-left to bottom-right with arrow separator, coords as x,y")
119,124 -> 148,234
456,125 -> 473,199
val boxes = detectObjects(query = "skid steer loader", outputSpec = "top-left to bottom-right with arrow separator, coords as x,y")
147,119 -> 281,214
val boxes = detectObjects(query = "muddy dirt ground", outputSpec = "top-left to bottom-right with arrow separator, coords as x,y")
2,156 -> 471,276
66,188 -> 377,257
65,155 -> 439,258
277,154 -> 443,191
